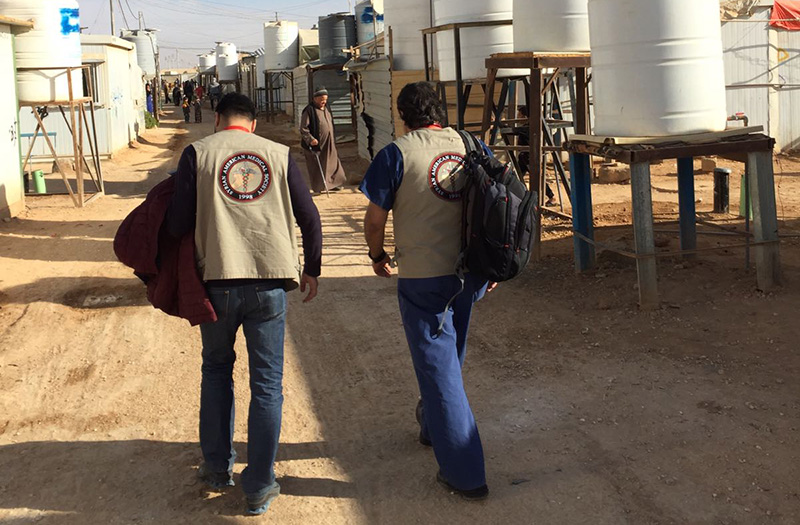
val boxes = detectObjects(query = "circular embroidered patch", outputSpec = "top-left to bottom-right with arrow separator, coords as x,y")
428,152 -> 466,201
218,153 -> 272,202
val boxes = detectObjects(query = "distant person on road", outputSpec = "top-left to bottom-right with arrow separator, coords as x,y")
360,81 -> 495,501
145,82 -> 154,114
181,96 -> 191,123
164,93 -> 322,516
184,79 -> 194,103
194,98 -> 202,123
300,87 -> 346,193
172,84 -> 182,107
162,78 -> 170,104
209,79 -> 222,110
195,83 -> 205,103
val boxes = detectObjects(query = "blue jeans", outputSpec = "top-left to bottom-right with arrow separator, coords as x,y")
199,281 -> 286,498
397,273 -> 488,491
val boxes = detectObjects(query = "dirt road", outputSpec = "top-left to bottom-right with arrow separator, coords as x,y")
1,106 -> 799,524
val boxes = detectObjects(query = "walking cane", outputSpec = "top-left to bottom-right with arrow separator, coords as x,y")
313,151 -> 330,198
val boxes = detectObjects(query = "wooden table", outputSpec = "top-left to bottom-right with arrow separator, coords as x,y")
566,130 -> 781,308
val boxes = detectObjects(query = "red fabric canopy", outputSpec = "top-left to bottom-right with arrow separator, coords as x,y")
771,0 -> 800,30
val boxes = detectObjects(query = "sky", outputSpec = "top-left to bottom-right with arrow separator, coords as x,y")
79,0 -> 352,69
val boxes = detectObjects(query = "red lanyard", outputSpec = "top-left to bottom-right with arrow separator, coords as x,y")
223,126 -> 251,133
424,124 -> 443,130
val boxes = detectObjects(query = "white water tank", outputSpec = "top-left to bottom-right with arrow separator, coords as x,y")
588,0 -> 727,137
198,53 -> 215,73
121,29 -> 158,77
263,21 -> 299,70
355,1 -> 384,44
514,0 -> 590,52
215,42 -> 238,82
0,0 -> 84,102
434,0 -> 520,81
384,0 -> 429,71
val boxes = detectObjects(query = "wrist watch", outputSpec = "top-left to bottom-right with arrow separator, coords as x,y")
369,249 -> 387,263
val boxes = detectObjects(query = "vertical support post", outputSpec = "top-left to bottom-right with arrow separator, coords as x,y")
481,67 -> 498,143
67,68 -> 83,207
530,67 -> 544,259
630,162 -> 659,309
677,157 -> 697,259
569,153 -> 595,272
747,151 -> 781,291
454,26 -> 465,130
575,67 -> 589,134
267,72 -> 274,122
422,31 -> 430,82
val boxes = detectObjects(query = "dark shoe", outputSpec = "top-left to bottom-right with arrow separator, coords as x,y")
246,481 -> 281,516
198,464 -> 234,490
416,399 -> 432,447
436,471 -> 489,501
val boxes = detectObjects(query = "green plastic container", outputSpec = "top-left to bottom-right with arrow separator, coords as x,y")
32,170 -> 46,194
739,173 -> 752,220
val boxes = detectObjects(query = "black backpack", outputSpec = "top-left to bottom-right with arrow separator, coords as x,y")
457,130 -> 538,283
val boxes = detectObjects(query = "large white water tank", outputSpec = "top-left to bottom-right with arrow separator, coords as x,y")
434,0 -> 520,81
383,0 -> 429,70
0,0 -> 84,102
215,42 -> 238,82
263,21 -> 299,70
121,29 -> 158,77
198,53 -> 215,73
588,0 -> 727,137
355,1 -> 384,44
514,0 -> 590,52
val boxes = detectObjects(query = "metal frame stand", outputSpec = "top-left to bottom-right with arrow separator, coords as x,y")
265,69 -> 294,123
480,52 -> 591,257
566,130 -> 780,309
421,19 -> 513,131
19,65 -> 104,208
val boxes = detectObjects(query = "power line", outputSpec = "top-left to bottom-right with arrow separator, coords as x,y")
117,0 -> 131,29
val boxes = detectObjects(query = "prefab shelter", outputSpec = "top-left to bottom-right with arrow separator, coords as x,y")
18,35 -> 145,160
348,57 -> 394,160
0,16 -> 33,219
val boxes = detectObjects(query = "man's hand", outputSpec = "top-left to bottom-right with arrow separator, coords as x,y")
372,253 -> 392,278
487,282 -> 498,293
310,139 -> 319,147
300,273 -> 318,303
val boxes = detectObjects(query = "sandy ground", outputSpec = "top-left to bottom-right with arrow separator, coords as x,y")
0,105 -> 799,524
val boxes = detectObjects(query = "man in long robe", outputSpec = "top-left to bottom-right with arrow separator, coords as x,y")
300,87 -> 346,193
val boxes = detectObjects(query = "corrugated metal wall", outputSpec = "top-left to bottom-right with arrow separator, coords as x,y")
312,69 -> 353,134
292,66 -> 354,138
293,66 -> 308,128
777,29 -> 800,151
722,8 -> 771,136
353,58 -> 393,160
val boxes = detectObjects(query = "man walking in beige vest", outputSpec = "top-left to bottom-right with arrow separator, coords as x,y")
360,82 -> 495,501
165,93 -> 322,515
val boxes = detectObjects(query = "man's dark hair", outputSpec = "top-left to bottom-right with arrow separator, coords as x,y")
215,93 -> 256,120
397,82 -> 445,129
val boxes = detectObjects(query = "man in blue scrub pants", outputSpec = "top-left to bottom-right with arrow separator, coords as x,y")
360,82 -> 494,501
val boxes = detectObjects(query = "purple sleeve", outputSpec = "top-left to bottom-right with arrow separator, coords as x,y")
287,154 -> 323,278
165,145 -> 198,238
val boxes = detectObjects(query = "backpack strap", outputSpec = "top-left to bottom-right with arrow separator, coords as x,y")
434,131 -> 479,337
457,130 -> 482,157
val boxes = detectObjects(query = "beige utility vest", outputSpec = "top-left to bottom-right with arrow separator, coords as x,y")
193,129 -> 301,289
393,127 -> 467,278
